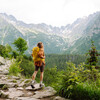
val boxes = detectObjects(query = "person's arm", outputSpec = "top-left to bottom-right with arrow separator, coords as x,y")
38,51 -> 45,59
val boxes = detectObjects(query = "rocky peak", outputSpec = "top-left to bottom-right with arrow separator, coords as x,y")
0,11 -> 100,54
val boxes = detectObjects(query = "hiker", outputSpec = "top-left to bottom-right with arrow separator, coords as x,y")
31,42 -> 45,88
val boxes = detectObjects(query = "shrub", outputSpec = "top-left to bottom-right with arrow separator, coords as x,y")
0,45 -> 8,58
18,58 -> 34,77
11,50 -> 19,58
55,62 -> 100,99
9,59 -> 23,76
43,66 -> 58,86
72,82 -> 100,100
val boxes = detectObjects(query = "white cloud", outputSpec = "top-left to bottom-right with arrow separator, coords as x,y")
0,0 -> 100,27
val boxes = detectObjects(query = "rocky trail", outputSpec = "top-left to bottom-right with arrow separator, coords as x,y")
0,57 -> 68,100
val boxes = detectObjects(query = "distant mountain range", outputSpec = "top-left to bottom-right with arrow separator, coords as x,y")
0,12 -> 100,54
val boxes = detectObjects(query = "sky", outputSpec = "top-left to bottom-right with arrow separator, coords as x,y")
0,0 -> 100,27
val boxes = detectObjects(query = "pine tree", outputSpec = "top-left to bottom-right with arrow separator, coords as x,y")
86,40 -> 100,67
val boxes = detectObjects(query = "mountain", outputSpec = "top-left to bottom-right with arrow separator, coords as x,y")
0,12 -> 100,54
65,12 -> 100,54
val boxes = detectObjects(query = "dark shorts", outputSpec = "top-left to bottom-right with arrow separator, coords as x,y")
35,64 -> 44,72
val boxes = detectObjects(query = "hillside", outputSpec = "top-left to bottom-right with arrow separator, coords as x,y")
0,12 -> 100,54
0,56 -> 67,100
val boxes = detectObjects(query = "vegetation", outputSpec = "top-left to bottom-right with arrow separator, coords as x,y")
13,37 -> 28,55
0,44 -> 12,58
0,37 -> 100,100
86,40 -> 100,67
45,54 -> 86,69
54,41 -> 100,100
9,59 -> 23,76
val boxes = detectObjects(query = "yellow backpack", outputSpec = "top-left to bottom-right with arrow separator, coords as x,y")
32,47 -> 44,62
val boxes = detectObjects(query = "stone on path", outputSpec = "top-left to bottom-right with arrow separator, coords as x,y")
25,83 -> 43,91
53,96 -> 69,100
0,90 -> 9,98
32,86 -> 56,99
15,97 -> 40,100
4,88 -> 24,99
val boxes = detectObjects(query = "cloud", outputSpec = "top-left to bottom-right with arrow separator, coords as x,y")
0,0 -> 100,27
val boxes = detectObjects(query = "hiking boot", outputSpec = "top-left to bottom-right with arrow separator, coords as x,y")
31,84 -> 35,88
31,80 -> 36,88
40,83 -> 45,88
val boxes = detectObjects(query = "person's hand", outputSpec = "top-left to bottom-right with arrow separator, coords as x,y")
43,56 -> 45,59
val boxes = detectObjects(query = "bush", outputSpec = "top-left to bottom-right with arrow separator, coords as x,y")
11,50 -> 19,58
57,62 -> 80,98
18,58 -> 34,77
0,45 -> 9,58
43,66 -> 58,86
9,59 -> 23,76
55,62 -> 100,99
23,54 -> 33,61
72,82 -> 100,100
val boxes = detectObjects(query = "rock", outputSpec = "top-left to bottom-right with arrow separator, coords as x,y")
19,79 -> 31,87
0,57 -> 11,75
25,84 -> 42,91
0,70 -> 9,75
17,87 -> 24,91
0,57 -> 67,100
1,84 -> 8,90
0,56 -> 5,65
0,83 -> 5,88
53,96 -> 69,100
15,97 -> 40,100
0,90 -> 9,99
32,86 -> 57,99
0,81 -> 18,88
8,75 -> 20,80
7,83 -> 18,88
0,74 -> 7,78
5,88 -> 24,99
0,74 -> 8,79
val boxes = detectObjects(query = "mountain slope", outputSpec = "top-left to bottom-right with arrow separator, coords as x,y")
0,12 -> 100,54
66,12 -> 100,54
0,13 -> 69,54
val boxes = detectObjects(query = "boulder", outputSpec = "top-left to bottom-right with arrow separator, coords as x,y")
25,83 -> 43,91
32,86 -> 57,99
5,88 -> 24,99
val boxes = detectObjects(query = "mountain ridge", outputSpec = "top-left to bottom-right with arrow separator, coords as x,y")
0,11 -> 100,54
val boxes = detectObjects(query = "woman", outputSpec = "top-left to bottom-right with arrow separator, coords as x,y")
31,42 -> 45,88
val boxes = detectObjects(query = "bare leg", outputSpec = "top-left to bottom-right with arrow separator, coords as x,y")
40,72 -> 44,82
32,71 -> 38,80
